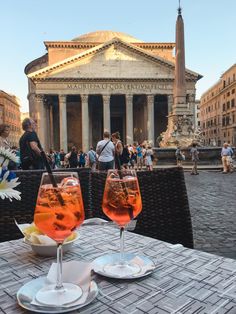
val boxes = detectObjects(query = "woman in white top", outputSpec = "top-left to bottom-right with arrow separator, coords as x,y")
145,146 -> 153,171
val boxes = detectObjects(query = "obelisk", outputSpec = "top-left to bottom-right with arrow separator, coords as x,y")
173,5 -> 187,110
160,3 -> 194,147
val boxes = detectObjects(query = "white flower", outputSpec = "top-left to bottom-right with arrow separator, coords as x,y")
0,168 -> 21,201
0,147 -> 19,167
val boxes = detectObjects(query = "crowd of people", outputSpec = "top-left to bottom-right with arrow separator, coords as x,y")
0,118 -> 154,171
0,117 -> 234,173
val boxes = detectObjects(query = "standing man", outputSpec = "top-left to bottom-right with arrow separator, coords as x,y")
19,118 -> 44,170
190,142 -> 199,175
96,131 -> 115,171
221,142 -> 233,174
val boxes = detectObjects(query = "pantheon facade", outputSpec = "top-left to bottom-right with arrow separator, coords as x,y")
25,31 -> 200,152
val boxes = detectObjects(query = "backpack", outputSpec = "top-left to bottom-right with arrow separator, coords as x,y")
89,150 -> 96,164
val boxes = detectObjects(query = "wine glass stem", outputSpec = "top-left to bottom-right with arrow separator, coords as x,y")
120,227 -> 125,264
56,243 -> 63,290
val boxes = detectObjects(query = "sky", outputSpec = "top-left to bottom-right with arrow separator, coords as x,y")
0,0 -> 235,112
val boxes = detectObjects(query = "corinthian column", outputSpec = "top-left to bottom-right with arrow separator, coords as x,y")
81,94 -> 89,152
35,94 -> 46,149
103,95 -> 110,133
126,94 -> 133,144
147,95 -> 154,145
168,94 -> 174,114
58,95 -> 68,152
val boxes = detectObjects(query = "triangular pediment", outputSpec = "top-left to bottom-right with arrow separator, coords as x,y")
28,38 -> 200,81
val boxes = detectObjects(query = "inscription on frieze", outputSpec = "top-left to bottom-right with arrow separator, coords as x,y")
67,82 -> 172,92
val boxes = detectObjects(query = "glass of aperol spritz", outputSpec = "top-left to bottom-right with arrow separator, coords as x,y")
102,169 -> 142,277
34,172 -> 85,306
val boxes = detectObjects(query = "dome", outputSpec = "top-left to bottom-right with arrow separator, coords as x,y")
72,30 -> 143,43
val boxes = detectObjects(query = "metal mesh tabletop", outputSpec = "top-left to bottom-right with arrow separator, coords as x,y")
1,225 -> 236,314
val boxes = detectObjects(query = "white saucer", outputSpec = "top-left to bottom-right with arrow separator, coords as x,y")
17,277 -> 98,313
92,253 -> 156,279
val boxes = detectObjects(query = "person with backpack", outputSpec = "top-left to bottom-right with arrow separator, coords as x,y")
87,147 -> 97,171
96,131 -> 115,171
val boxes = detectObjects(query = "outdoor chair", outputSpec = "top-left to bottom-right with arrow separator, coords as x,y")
0,168 -> 90,242
135,168 -> 193,248
90,168 -> 193,248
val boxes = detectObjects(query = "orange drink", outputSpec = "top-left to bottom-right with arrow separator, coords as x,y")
102,176 -> 142,227
33,172 -> 85,306
101,169 -> 143,277
34,183 -> 84,243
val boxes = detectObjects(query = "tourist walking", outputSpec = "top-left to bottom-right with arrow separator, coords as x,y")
96,131 -> 115,171
78,150 -> 86,167
54,151 -> 61,168
121,144 -> 130,169
190,143 -> 199,175
59,149 -> 66,168
175,146 -> 184,166
48,149 -> 55,169
87,147 -> 97,171
221,142 -> 234,173
67,146 -> 78,168
19,118 -> 44,170
136,143 -> 143,170
111,132 -> 123,169
145,146 -> 154,171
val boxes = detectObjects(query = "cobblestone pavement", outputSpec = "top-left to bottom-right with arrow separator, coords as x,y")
185,171 -> 236,259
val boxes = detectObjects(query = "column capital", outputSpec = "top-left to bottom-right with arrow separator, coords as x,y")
81,94 -> 89,103
58,94 -> 67,103
147,94 -> 154,103
35,94 -> 44,102
126,94 -> 133,104
102,94 -> 110,103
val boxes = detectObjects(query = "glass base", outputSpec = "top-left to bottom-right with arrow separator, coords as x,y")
35,283 -> 82,306
103,261 -> 141,277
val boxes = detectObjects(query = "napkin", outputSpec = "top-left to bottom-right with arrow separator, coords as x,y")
128,256 -> 155,275
31,261 -> 92,308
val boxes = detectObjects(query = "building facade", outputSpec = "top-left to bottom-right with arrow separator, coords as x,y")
200,64 -> 236,146
25,31 -> 200,152
0,90 -> 21,147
